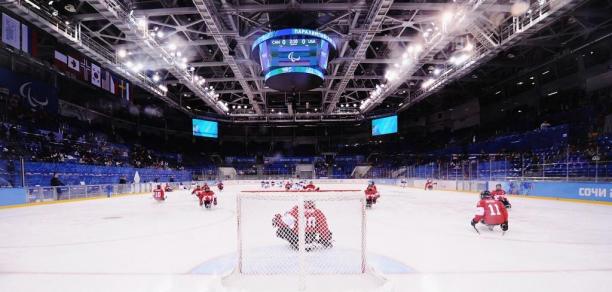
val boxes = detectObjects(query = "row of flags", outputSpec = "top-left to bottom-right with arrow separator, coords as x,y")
2,13 -> 38,57
53,50 -> 131,101
2,12 -> 131,101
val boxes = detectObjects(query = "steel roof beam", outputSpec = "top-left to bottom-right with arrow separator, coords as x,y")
191,0 -> 262,114
324,0 -> 395,114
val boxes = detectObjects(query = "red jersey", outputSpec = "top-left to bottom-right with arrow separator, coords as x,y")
153,188 -> 165,200
196,190 -> 214,198
285,206 -> 330,236
473,199 -> 508,225
424,180 -> 435,190
304,183 -> 317,191
365,185 -> 378,196
491,189 -> 507,200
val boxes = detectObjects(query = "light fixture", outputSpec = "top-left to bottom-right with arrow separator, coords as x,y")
547,91 -> 558,96
421,78 -> 435,89
117,49 -> 127,58
433,68 -> 441,76
137,18 -> 147,28
156,31 -> 164,38
152,74 -> 161,82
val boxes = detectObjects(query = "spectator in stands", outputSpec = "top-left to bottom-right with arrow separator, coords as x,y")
119,176 -> 127,184
540,121 -> 551,130
50,172 -> 65,199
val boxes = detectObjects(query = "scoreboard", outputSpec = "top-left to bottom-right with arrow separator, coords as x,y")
251,28 -> 336,92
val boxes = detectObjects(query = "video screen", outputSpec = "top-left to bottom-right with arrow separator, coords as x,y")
258,37 -> 330,72
192,119 -> 218,138
372,115 -> 398,136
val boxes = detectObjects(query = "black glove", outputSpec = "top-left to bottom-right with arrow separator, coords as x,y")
501,222 -> 508,231
470,219 -> 477,227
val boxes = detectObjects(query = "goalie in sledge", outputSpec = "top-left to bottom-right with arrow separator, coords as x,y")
272,200 -> 332,250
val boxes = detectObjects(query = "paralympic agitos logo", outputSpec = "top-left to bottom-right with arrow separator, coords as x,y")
288,52 -> 301,63
19,82 -> 49,110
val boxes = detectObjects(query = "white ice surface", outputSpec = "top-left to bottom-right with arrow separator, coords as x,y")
1,184 -> 612,292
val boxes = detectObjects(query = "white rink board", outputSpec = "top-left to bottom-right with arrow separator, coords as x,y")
1,183 -> 612,292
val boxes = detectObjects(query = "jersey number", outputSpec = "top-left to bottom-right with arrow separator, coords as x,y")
487,204 -> 501,216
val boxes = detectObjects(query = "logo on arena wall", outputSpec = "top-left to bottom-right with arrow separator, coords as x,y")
19,82 -> 49,110
0,68 -> 58,113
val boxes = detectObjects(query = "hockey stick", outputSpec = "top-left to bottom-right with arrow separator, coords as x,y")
472,224 -> 480,234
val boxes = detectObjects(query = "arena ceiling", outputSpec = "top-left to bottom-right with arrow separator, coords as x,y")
2,0 -> 600,123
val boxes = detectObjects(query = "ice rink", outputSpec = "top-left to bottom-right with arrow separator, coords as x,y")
1,183 -> 612,292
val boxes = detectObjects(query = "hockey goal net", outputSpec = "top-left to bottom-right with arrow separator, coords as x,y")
234,191 -> 367,278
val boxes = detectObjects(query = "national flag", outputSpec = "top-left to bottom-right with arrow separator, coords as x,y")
67,55 -> 80,71
53,50 -> 68,72
101,70 -> 110,91
2,13 -> 20,50
21,24 -> 28,53
20,24 -> 38,57
117,79 -> 126,98
109,74 -> 116,94
54,50 -> 67,63
118,79 -> 131,101
91,63 -> 101,87
81,58 -> 91,82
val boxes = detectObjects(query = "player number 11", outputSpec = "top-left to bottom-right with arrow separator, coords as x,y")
487,204 -> 501,216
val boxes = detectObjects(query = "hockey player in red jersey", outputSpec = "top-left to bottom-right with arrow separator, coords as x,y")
364,181 -> 380,208
217,181 -> 224,191
303,181 -> 319,191
285,181 -> 292,191
471,191 -> 509,233
491,184 -> 511,209
196,184 -> 217,209
424,179 -> 436,190
153,185 -> 165,201
191,185 -> 201,195
272,200 -> 332,250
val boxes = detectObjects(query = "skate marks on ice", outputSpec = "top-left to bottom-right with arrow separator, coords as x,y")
190,245 -> 416,275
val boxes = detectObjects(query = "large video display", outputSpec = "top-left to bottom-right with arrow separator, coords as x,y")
251,28 -> 336,91
192,119 -> 218,138
372,115 -> 398,136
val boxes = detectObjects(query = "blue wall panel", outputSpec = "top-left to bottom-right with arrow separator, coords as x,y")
0,188 -> 27,206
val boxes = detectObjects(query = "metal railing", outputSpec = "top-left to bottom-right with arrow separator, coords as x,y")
364,158 -> 612,182
26,183 -> 154,203
24,181 -> 208,203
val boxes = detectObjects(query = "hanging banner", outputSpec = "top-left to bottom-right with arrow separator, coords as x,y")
0,67 -> 58,113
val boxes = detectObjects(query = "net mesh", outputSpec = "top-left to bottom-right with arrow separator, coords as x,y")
238,192 -> 365,275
